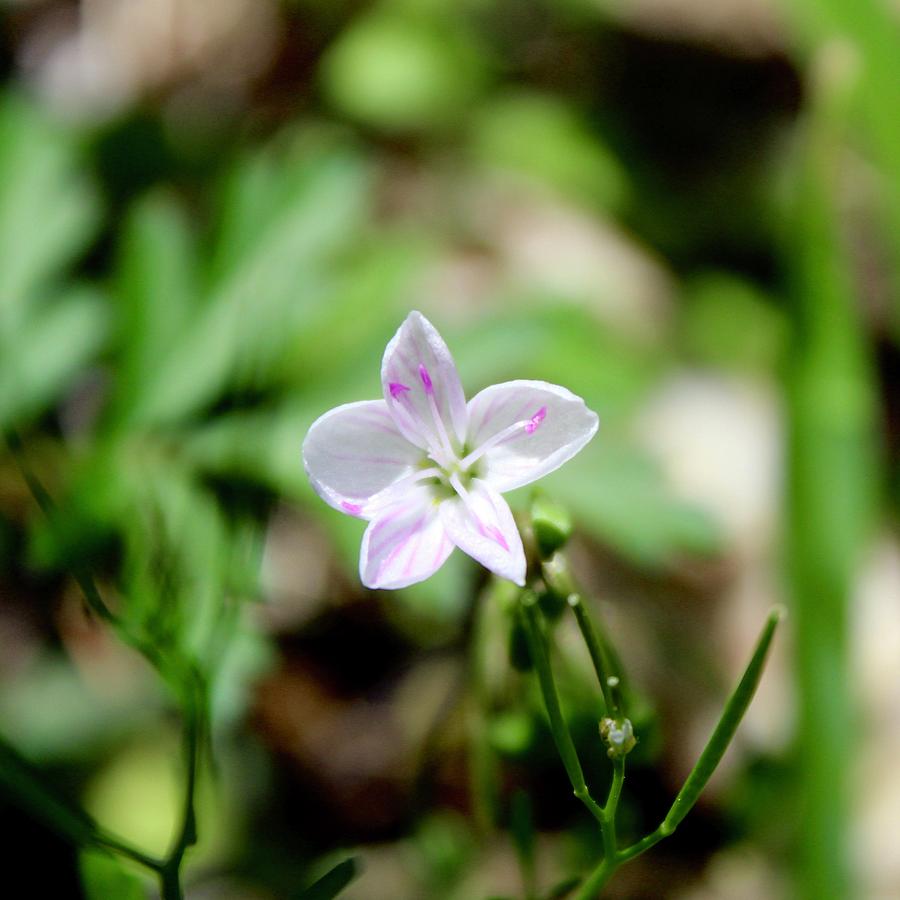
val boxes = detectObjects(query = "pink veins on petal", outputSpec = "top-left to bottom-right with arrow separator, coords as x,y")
389,382 -> 410,399
525,406 -> 547,434
484,524 -> 510,551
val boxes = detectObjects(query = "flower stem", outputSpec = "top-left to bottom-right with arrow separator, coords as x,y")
519,541 -> 782,899
572,856 -> 618,900
566,594 -> 621,718
540,556 -> 629,715
157,669 -> 203,899
518,593 -> 604,825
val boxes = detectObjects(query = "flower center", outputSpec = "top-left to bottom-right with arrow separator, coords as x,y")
390,365 -> 548,503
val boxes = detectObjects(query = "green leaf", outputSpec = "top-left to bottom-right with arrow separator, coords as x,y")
661,607 -> 784,833
294,857 -> 359,900
0,286 -> 109,430
471,92 -> 629,212
0,93 -> 100,317
79,850 -> 146,900
111,189 -> 198,416
127,137 -> 371,427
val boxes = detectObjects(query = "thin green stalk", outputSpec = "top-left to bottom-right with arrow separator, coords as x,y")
96,833 -> 165,873
599,759 -> 624,861
5,431 -> 206,897
663,608 -> 783,832
571,856 -> 618,900
0,732 -> 166,874
158,670 -> 203,900
518,593 -> 604,825
573,606 -> 782,898
541,556 -> 629,714
604,759 -> 624,817
615,608 -> 783,865
567,594 -> 620,718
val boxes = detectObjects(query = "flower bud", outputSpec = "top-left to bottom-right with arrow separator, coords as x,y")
531,494 -> 573,559
600,716 -> 636,759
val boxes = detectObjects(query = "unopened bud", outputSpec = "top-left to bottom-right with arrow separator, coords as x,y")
600,717 -> 636,759
531,494 -> 573,559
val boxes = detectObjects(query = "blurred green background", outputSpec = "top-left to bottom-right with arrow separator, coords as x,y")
1,0 -> 898,897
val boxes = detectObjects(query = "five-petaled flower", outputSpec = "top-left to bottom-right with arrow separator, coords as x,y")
302,311 -> 598,589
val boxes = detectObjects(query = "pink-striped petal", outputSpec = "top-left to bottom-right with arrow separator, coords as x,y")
466,380 -> 598,492
360,485 -> 454,589
440,479 -> 526,586
302,400 -> 423,519
381,311 -> 468,456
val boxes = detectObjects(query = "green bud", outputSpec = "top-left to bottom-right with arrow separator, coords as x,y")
531,494 -> 573,559
537,587 -> 567,622
600,717 -> 636,759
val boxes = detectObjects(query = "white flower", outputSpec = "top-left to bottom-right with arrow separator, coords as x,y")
302,311 -> 599,589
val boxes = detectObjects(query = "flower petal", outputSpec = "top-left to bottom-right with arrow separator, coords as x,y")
360,485 -> 453,589
381,311 -> 468,455
440,479 -> 526,585
466,380 -> 599,492
302,399 -> 423,518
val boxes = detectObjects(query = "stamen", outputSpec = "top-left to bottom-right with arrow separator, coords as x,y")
393,467 -> 443,490
388,370 -> 454,467
419,362 -> 456,462
449,473 -> 510,551
459,407 -> 547,470
525,406 -> 547,434
365,467 -> 444,514
389,387 -> 433,453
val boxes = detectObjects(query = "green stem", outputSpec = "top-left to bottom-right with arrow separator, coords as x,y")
607,607 -> 784,874
95,832 -> 165,873
541,557 -> 629,715
572,857 -> 618,900
5,431 -> 206,898
662,607 -> 783,834
519,593 -> 604,825
519,574 -> 635,898
532,581 -> 781,899
599,759 -> 624,862
0,731 -> 166,874
566,594 -> 620,718
158,670 -> 203,899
